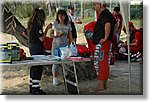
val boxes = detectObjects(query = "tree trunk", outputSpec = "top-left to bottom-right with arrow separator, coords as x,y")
81,0 -> 84,18
2,4 -> 29,47
48,2 -> 53,17
73,0 -> 76,10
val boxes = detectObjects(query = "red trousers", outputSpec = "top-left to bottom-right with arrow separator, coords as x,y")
98,40 -> 111,80
128,45 -> 143,54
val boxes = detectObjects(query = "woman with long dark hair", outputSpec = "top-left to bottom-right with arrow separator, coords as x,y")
27,8 -> 46,95
49,9 -> 73,85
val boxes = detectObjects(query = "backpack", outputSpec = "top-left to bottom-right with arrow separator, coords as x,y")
44,37 -> 53,50
76,44 -> 91,57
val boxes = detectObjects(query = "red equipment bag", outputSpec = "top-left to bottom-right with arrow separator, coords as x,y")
44,37 -> 53,50
76,44 -> 91,57
84,21 -> 96,56
20,48 -> 26,59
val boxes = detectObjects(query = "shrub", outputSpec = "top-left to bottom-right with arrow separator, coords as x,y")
15,4 -> 33,19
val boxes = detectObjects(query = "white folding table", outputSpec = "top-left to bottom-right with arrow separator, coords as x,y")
0,58 -> 90,94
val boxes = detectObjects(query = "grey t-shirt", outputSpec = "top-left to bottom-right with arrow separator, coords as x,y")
52,21 -> 72,55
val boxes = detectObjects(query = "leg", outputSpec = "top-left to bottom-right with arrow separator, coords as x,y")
72,62 -> 79,94
92,40 -> 111,92
97,41 -> 111,90
30,65 -> 46,95
52,64 -> 60,85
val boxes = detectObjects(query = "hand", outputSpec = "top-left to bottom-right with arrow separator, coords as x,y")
99,38 -> 107,44
50,33 -> 54,37
71,41 -> 75,45
21,31 -> 29,39
57,31 -> 64,37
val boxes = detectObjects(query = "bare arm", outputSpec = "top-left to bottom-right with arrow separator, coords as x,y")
21,31 -> 29,40
40,23 -> 52,42
99,22 -> 111,44
104,22 -> 111,40
75,18 -> 82,24
39,36 -> 44,42
68,31 -> 73,44
44,23 -> 52,37
113,23 -> 118,36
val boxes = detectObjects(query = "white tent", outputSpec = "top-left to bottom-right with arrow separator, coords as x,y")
119,0 -> 132,93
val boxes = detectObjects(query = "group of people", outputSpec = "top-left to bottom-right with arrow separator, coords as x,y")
111,6 -> 143,62
22,1 -> 142,95
22,6 -> 82,94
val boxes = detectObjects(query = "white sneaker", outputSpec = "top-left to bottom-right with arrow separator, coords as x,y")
53,82 -> 59,86
53,77 -> 58,86
52,77 -> 62,86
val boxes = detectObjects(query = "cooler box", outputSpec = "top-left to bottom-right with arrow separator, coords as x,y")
7,43 -> 20,61
0,43 -> 12,63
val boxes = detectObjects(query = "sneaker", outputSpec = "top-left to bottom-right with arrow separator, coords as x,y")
53,77 -> 58,86
131,57 -> 137,62
123,53 -> 128,56
53,80 -> 63,86
136,57 -> 142,62
31,88 -> 46,95
136,55 -> 143,62
53,81 -> 59,86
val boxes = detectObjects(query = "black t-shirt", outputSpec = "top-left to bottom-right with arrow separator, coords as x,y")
92,9 -> 117,45
29,20 -> 45,55
29,21 -> 44,44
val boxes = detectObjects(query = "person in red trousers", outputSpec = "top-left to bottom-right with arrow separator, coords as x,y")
91,1 -> 117,92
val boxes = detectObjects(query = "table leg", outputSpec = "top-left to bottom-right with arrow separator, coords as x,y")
61,62 -> 80,94
61,63 -> 69,93
72,62 -> 80,94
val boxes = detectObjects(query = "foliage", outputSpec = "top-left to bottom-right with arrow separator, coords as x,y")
84,9 -> 95,17
15,4 -> 33,19
130,5 -> 143,20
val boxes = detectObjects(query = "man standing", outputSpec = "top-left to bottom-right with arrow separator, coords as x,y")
68,6 -> 82,44
112,6 -> 123,43
92,1 -> 117,92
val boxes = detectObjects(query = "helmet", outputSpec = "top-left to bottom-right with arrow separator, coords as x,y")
119,47 -> 126,54
84,29 -> 93,39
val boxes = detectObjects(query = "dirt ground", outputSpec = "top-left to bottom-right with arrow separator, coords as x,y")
0,60 -> 143,95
